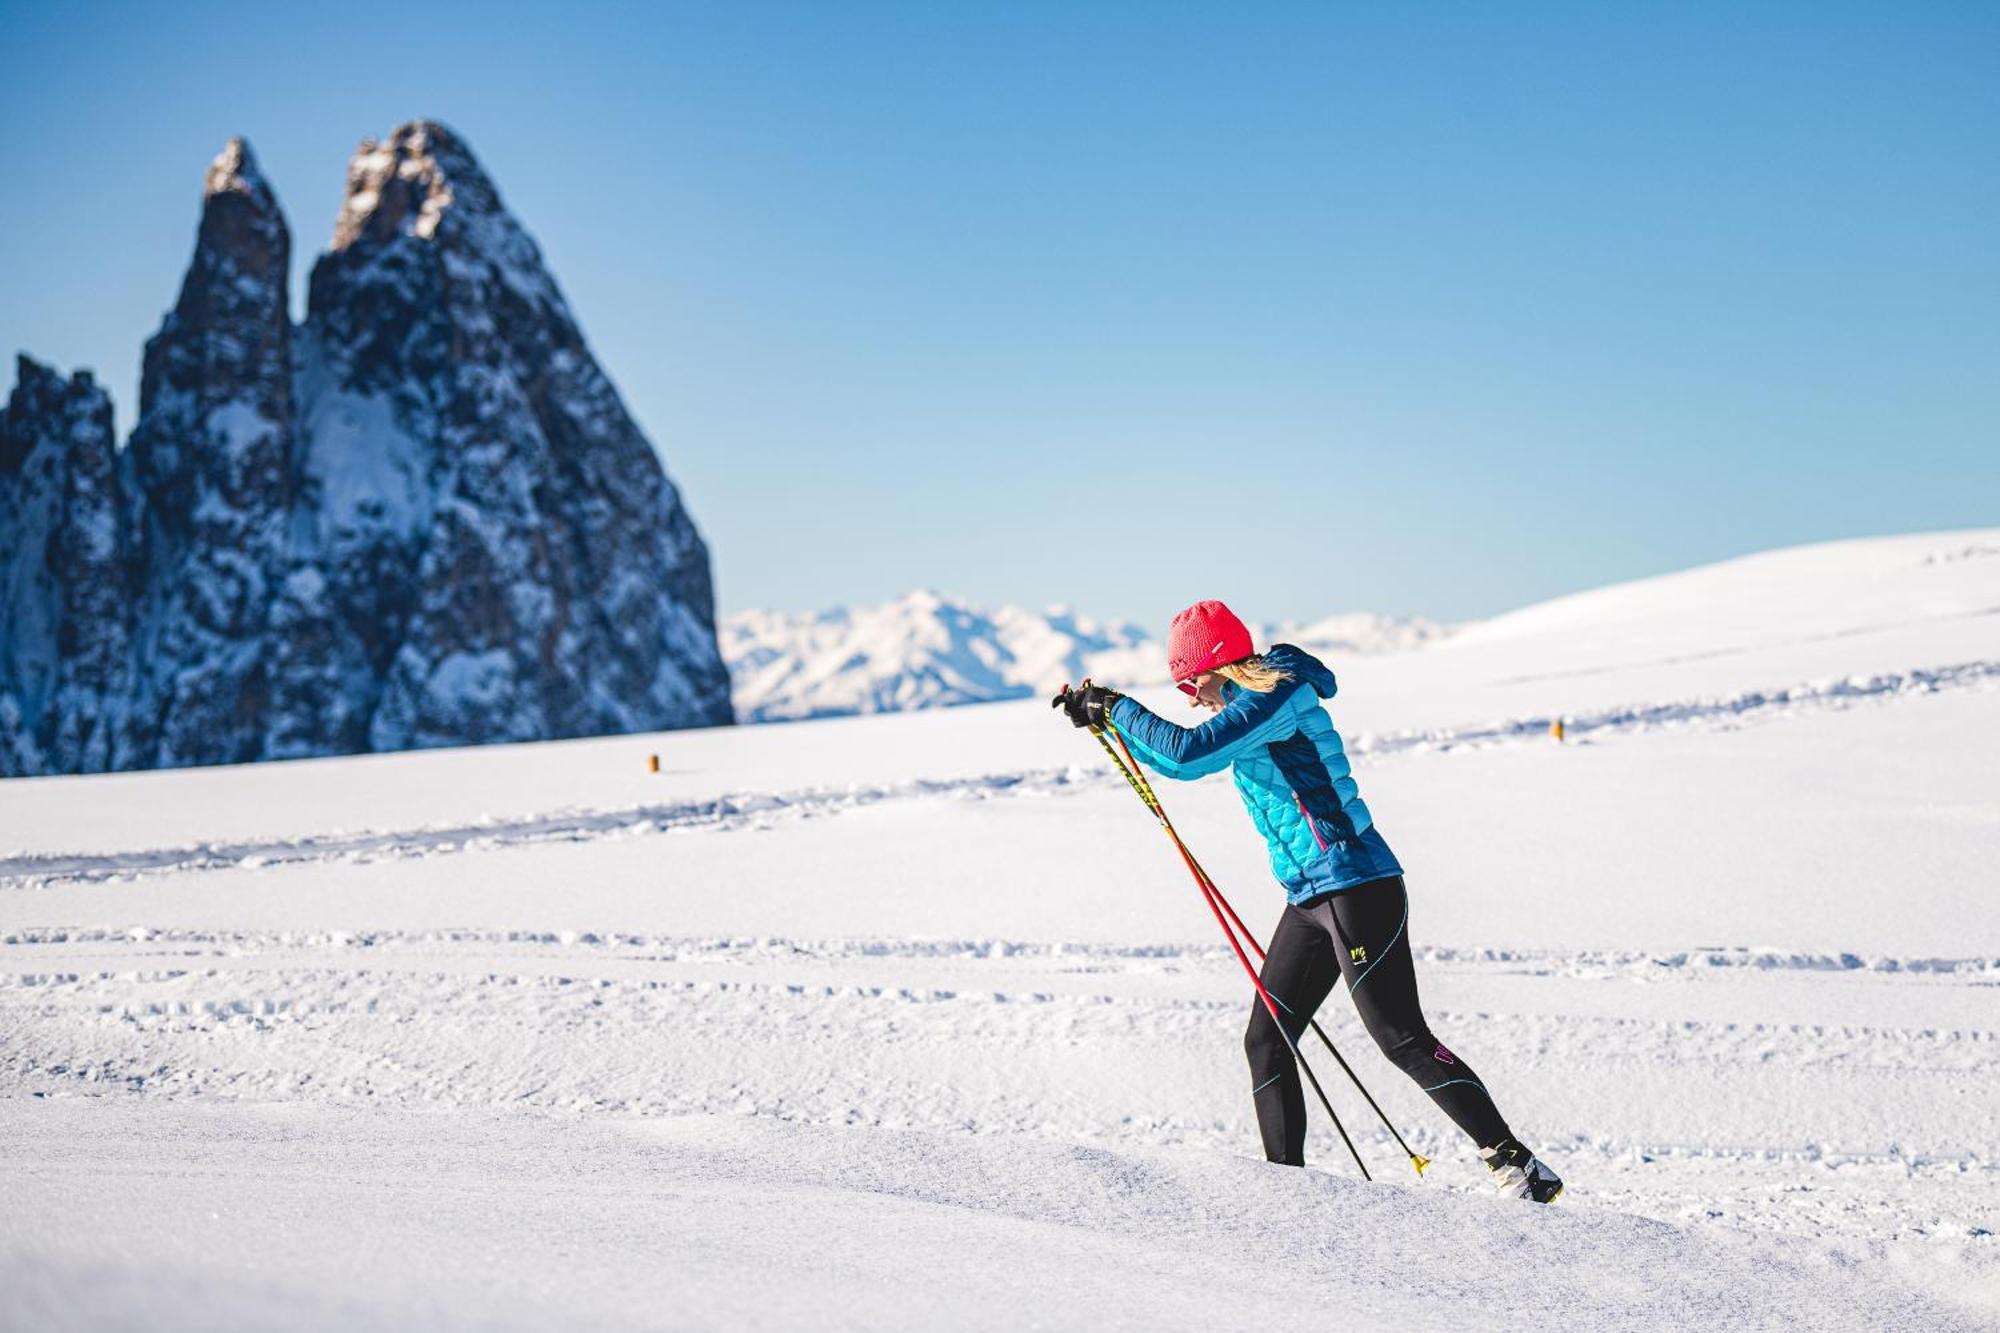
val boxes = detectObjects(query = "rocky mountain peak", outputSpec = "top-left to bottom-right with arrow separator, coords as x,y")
3,122 -> 731,774
300,119 -> 725,751
123,135 -> 298,767
142,135 -> 291,425
184,136 -> 288,300
0,355 -> 134,774
332,119 -> 501,251
0,356 -> 114,489
204,136 -> 272,203
311,120 -> 571,370
1,357 -> 89,474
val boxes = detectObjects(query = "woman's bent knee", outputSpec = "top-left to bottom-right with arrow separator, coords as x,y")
1367,1018 -> 1434,1071
1244,1008 -> 1288,1073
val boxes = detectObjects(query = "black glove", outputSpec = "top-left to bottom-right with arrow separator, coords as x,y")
1051,681 -> 1122,730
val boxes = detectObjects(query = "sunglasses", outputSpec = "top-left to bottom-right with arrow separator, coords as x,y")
1176,675 -> 1200,697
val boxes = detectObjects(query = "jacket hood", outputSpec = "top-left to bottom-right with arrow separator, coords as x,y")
1265,642 -> 1336,699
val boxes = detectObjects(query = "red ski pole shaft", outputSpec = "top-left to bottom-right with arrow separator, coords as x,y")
1189,855 -> 1372,1180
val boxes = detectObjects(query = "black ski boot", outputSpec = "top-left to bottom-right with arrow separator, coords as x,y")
1480,1139 -> 1564,1203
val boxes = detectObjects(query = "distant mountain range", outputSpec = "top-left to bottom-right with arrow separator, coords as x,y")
723,591 -> 1448,722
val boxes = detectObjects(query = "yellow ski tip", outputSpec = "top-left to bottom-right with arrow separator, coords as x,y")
1411,1154 -> 1431,1177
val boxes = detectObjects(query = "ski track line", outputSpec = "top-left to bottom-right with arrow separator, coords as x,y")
7,965 -> 1996,1125
4,926 -> 1997,981
3,967 -> 1994,1075
0,768 -> 1095,889
4,656 -> 1995,890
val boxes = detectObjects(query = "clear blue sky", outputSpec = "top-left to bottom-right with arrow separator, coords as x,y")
3,1 -> 1994,628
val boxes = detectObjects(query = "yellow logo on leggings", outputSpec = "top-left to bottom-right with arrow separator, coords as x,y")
1349,945 -> 1367,963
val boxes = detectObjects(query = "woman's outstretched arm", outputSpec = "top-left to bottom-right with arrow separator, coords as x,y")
1110,682 -> 1302,780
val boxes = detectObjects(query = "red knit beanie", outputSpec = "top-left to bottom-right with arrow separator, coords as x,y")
1166,600 -> 1254,682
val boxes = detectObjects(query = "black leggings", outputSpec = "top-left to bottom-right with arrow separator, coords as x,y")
1245,875 -> 1512,1165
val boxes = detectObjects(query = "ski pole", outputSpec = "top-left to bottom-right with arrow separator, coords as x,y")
1197,863 -> 1432,1177
1079,713 -> 1372,1180
1102,724 -> 1431,1179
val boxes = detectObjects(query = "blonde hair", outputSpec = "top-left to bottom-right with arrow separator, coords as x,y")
1214,654 -> 1292,694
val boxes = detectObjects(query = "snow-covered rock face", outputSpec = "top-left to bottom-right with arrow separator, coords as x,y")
0,359 -> 133,776
292,120 -> 730,753
722,592 -> 1447,722
125,136 -> 296,768
0,124 -> 730,775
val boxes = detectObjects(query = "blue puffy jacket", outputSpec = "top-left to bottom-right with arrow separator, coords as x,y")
1108,643 -> 1402,904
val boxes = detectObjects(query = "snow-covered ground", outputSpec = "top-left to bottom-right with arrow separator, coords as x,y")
4,531 -> 1998,1330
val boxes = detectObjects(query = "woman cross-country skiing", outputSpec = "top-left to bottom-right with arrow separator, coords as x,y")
1053,599 -> 1562,1202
